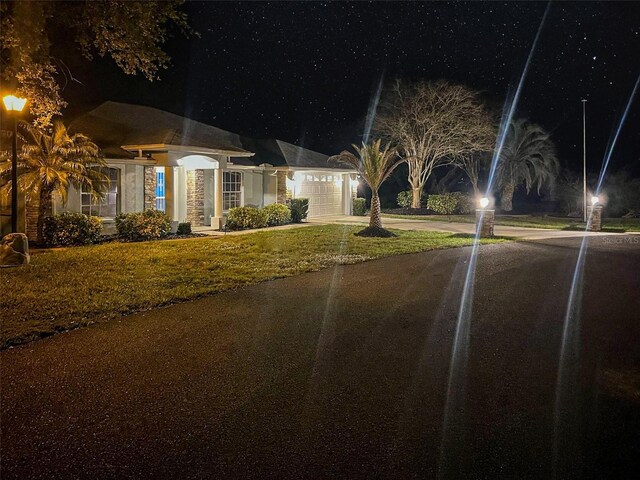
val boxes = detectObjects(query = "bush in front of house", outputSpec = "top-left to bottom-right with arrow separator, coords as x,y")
226,206 -> 269,230
263,203 -> 292,226
427,193 -> 458,216
115,209 -> 172,241
289,198 -> 309,223
353,197 -> 367,216
176,222 -> 192,235
42,212 -> 103,246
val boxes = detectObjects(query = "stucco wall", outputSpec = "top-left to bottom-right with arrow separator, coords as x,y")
242,170 -> 264,207
53,163 -> 145,217
263,172 -> 277,206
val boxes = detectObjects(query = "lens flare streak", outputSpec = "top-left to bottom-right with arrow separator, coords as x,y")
484,3 -> 551,196
595,73 -> 640,194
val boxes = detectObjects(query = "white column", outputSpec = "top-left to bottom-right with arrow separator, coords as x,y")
211,168 -> 224,229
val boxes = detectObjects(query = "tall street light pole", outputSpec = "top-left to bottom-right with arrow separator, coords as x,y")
582,99 -> 587,223
2,94 -> 27,233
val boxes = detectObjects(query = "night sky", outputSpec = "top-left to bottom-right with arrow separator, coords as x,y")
64,1 -> 640,178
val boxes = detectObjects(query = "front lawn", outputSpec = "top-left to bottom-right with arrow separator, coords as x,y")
383,213 -> 640,232
1,225 -> 506,348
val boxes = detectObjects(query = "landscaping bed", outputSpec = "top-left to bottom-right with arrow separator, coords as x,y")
0,225 -> 507,348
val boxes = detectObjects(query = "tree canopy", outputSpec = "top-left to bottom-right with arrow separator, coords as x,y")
0,0 -> 191,127
375,79 -> 495,207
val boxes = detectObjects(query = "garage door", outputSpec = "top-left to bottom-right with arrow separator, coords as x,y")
298,173 -> 343,217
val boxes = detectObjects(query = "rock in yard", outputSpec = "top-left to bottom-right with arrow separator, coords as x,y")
0,233 -> 30,267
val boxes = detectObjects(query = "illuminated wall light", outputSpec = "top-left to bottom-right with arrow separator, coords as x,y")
590,195 -> 599,206
479,197 -> 490,209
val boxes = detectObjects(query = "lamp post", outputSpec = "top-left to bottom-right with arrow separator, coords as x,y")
582,99 -> 587,223
2,94 -> 27,233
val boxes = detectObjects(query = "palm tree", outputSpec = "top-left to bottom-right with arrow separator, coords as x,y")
497,119 -> 559,211
0,121 -> 108,244
329,139 -> 401,231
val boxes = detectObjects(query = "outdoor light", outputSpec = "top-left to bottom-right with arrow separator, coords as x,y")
590,195 -> 599,205
2,94 -> 27,112
350,178 -> 359,189
479,197 -> 490,209
3,94 -> 27,234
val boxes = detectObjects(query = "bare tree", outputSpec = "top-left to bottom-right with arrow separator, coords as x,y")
376,80 -> 495,208
453,151 -> 491,196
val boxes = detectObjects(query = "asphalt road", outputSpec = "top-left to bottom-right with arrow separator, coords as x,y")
2,236 -> 640,479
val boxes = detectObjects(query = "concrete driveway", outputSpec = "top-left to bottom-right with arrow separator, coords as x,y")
310,215 -> 624,240
2,236 -> 639,479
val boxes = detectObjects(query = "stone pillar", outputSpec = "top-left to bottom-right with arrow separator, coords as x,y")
276,171 -> 288,204
25,197 -> 39,242
476,209 -> 495,237
186,169 -> 205,226
211,168 -> 224,229
144,166 -> 156,210
587,205 -> 603,232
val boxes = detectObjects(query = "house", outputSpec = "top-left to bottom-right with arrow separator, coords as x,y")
1,102 -> 358,238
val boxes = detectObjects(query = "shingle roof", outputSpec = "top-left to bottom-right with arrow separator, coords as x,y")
68,101 -> 250,157
238,137 -> 352,170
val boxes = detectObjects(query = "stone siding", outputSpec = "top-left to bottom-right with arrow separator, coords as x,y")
186,169 -> 205,226
276,171 -> 287,204
144,166 -> 156,210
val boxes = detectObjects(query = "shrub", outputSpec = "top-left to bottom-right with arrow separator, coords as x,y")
396,190 -> 412,208
226,206 -> 268,230
263,203 -> 292,226
289,198 -> 309,223
176,222 -> 192,235
42,212 -> 103,246
451,192 -> 475,214
397,189 -> 426,208
115,209 -> 172,241
427,194 -> 458,215
353,197 -> 367,216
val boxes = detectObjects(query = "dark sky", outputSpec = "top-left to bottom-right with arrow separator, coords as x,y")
66,1 -> 640,177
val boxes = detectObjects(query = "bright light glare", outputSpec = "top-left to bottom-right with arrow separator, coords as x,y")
590,196 -> 599,205
2,95 -> 27,112
479,197 -> 490,209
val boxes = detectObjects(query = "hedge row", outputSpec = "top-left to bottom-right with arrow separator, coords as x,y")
42,210 -> 192,246
397,190 -> 474,214
226,200 -> 309,231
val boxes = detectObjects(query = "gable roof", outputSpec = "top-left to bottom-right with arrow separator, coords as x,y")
69,101 -> 251,158
238,137 -> 352,170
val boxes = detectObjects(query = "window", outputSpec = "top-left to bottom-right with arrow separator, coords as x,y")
223,171 -> 242,210
155,168 -> 166,212
82,167 -> 119,218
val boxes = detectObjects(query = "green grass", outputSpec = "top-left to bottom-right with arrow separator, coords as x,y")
0,225 -> 506,348
382,213 -> 640,232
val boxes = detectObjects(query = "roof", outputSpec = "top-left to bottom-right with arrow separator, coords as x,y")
68,102 -> 251,158
238,137 -> 353,170
4,101 -> 353,171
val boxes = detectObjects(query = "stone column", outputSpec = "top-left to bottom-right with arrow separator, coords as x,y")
587,205 -> 603,232
186,169 -> 205,226
276,171 -> 288,204
476,209 -> 495,237
211,168 -> 224,229
25,198 -> 39,242
144,166 -> 156,210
